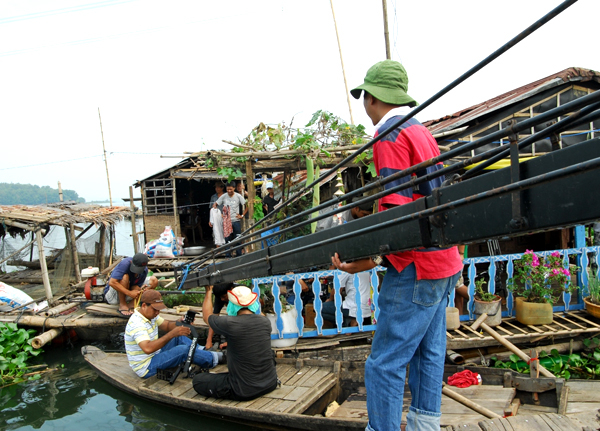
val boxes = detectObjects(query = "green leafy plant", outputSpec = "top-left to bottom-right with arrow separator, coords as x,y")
474,278 -> 498,302
588,271 -> 600,305
0,323 -> 43,386
253,196 -> 264,222
493,337 -> 600,380
508,250 -> 578,304
216,166 -> 244,183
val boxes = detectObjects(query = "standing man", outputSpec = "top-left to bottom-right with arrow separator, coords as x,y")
194,285 -> 278,400
214,182 -> 247,257
104,253 -> 158,317
332,60 -> 462,431
124,290 -> 220,378
262,181 -> 280,215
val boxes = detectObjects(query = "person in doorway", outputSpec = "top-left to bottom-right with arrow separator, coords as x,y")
262,182 -> 280,215
193,285 -> 278,400
209,182 -> 226,247
214,182 -> 247,257
104,253 -> 158,317
124,290 -> 221,378
209,182 -> 225,210
331,60 -> 462,431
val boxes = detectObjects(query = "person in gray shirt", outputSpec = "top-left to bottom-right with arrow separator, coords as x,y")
214,182 -> 247,256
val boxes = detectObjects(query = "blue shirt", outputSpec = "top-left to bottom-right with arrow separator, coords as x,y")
104,257 -> 148,295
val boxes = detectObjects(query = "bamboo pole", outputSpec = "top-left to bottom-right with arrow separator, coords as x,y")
31,328 -> 63,349
0,314 -> 125,328
99,225 -> 106,271
442,382 -> 502,419
382,0 -> 391,60
35,229 -> 53,301
188,144 -> 366,159
129,186 -> 138,254
58,181 -> 64,202
245,160 -> 255,221
43,302 -> 78,317
98,107 -> 113,207
69,224 -> 82,283
329,0 -> 354,125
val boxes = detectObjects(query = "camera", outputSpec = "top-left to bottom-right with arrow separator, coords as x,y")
183,310 -> 197,325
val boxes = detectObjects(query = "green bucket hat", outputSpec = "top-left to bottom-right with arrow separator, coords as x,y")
350,60 -> 418,107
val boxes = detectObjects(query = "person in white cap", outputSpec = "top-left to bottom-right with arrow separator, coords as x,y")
194,285 -> 278,400
262,181 -> 280,215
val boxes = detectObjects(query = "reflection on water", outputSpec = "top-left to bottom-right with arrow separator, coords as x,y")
1,343 -> 262,431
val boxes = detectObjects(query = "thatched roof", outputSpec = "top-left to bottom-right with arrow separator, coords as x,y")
0,203 -> 131,237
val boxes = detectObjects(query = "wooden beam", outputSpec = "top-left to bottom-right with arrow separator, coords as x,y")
69,223 -> 82,283
35,229 -> 53,301
129,186 -> 139,254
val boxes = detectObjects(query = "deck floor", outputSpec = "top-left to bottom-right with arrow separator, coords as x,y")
141,362 -> 338,414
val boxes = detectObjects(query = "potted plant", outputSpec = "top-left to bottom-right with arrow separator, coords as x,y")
583,271 -> 600,318
473,278 -> 503,327
508,250 -> 577,325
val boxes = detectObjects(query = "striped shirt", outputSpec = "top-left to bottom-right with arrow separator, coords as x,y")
374,107 -> 463,280
125,310 -> 164,377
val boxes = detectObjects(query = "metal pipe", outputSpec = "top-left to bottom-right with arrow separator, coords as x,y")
188,154 -> 600,283
235,0 -> 578,237
185,90 -> 600,267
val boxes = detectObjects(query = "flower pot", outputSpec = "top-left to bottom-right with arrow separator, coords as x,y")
583,296 -> 600,319
473,296 -> 502,327
515,297 -> 553,325
266,308 -> 299,348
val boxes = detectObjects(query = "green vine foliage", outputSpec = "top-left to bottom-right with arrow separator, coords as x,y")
253,196 -> 264,222
0,323 -> 43,386
217,167 -> 245,183
493,337 -> 600,380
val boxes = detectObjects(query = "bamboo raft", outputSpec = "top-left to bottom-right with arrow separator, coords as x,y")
446,311 -> 600,350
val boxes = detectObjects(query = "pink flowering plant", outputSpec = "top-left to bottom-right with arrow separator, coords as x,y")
508,250 -> 578,304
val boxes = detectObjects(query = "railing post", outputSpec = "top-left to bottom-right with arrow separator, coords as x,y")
370,268 -> 380,324
293,276 -> 304,337
312,277 -> 323,335
333,271 -> 343,333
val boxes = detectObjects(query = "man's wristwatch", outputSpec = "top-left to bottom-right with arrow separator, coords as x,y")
372,255 -> 383,266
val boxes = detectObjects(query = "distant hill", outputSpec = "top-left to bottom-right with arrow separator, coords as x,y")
0,183 -> 85,205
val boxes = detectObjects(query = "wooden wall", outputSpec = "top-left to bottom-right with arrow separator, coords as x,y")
143,214 -> 179,244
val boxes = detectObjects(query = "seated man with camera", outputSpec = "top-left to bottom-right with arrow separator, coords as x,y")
193,285 -> 278,400
125,290 -> 222,378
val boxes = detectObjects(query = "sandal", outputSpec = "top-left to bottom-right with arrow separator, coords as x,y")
117,309 -> 133,318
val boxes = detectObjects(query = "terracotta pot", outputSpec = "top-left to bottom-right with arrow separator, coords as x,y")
515,296 -> 553,325
584,296 -> 600,319
474,296 -> 502,327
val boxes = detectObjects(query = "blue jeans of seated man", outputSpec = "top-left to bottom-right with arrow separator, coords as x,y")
225,221 -> 242,257
145,336 -> 217,378
321,301 -> 350,326
365,263 -> 459,431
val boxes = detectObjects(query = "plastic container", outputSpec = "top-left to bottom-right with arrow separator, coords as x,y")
515,297 -> 553,325
446,307 -> 460,330
267,307 -> 299,348
81,267 -> 100,278
474,296 -> 502,327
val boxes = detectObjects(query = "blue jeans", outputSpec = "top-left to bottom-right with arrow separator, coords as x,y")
225,221 -> 242,257
365,263 -> 459,431
145,336 -> 217,378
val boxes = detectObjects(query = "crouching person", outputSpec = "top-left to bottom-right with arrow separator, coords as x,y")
193,285 -> 278,400
125,290 -> 220,378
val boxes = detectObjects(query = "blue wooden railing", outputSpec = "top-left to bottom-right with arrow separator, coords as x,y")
256,246 -> 598,341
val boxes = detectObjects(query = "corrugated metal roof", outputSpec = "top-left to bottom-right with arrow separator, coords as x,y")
424,67 -> 600,135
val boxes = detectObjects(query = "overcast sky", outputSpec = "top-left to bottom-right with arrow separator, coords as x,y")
1,0 -> 598,202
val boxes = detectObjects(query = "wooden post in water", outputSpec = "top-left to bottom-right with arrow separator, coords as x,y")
129,186 -> 139,254
69,224 -> 82,283
99,225 -> 106,271
35,229 -> 53,301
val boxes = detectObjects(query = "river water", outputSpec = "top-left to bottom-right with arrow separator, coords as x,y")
2,214 -> 262,430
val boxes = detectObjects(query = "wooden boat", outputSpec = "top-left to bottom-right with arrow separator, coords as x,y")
82,345 -> 600,430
